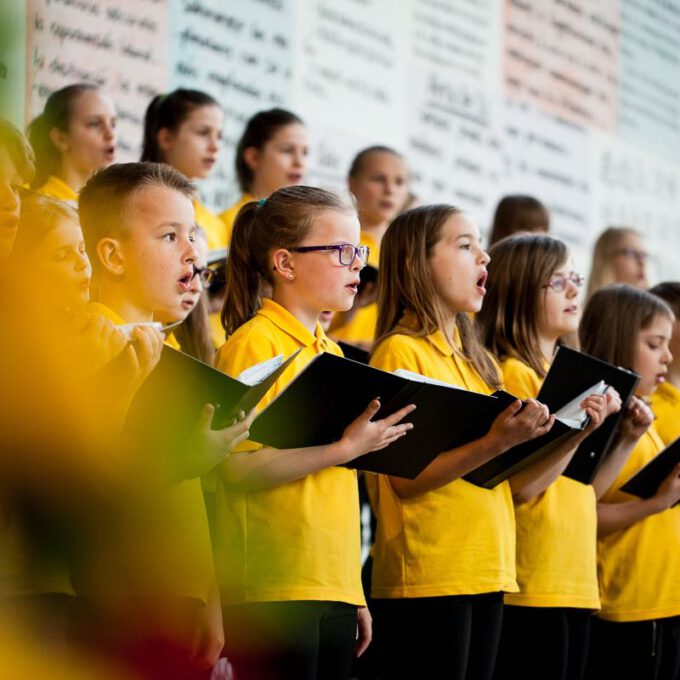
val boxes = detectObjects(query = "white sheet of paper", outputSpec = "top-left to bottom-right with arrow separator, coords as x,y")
555,380 -> 607,429
236,354 -> 286,386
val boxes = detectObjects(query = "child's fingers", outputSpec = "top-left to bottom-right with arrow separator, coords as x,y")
378,403 -> 416,428
360,398 -> 382,422
197,403 -> 216,431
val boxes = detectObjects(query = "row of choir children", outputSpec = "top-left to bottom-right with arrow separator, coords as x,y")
0,83 -> 678,680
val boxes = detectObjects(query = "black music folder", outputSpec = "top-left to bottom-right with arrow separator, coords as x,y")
620,436 -> 680,501
124,346 -> 300,443
465,346 -> 640,488
248,352 -> 519,479
542,347 -> 640,484
462,378 -> 607,489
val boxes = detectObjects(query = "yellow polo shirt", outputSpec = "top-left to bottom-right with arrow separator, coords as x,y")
213,298 -> 365,606
597,424 -> 680,621
35,175 -> 78,205
194,199 -> 227,251
369,321 -> 517,598
219,193 -> 254,246
501,357 -> 600,609
651,381 -> 680,446
81,302 -> 214,602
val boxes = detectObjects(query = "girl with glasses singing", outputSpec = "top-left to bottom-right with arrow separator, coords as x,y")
477,234 -> 650,680
213,186 -> 415,680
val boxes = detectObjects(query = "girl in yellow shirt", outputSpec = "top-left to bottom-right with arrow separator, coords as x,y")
27,84 -> 117,204
578,285 -> 680,679
477,234 -> 639,680
219,108 -> 308,242
214,186 -> 414,680
141,89 -> 227,250
648,282 -> 680,446
368,205 -> 561,680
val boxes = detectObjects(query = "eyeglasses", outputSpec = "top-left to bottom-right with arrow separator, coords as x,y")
288,243 -> 370,267
192,264 -> 216,286
614,248 -> 649,264
544,272 -> 584,292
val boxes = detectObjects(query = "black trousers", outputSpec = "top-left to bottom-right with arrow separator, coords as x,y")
586,615 -> 680,680
222,600 -> 358,680
494,605 -> 591,680
371,592 -> 504,680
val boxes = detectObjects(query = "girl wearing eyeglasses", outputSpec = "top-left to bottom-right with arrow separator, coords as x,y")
142,89 -> 227,250
586,226 -> 649,299
476,234 -> 652,680
213,186 -> 415,680
581,286 -> 680,680
366,207 -> 563,680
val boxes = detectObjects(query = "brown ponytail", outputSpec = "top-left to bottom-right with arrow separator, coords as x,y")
221,185 -> 356,336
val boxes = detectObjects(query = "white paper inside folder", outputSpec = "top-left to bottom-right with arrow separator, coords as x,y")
555,380 -> 608,429
236,354 -> 286,386
392,368 -> 465,390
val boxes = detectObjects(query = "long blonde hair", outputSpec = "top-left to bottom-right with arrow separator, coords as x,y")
375,204 -> 501,389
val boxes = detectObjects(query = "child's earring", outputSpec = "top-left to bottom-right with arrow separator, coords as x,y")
287,273 -> 294,280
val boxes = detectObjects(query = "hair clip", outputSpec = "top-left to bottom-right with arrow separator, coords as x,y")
257,198 -> 266,208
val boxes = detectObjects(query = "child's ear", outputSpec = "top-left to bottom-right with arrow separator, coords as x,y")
49,126 -> 69,153
96,237 -> 125,277
271,248 -> 295,282
156,127 -> 175,154
243,146 -> 261,173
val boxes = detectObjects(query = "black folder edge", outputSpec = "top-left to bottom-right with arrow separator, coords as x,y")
463,423 -> 583,489
620,435 -> 680,502
337,341 -> 370,364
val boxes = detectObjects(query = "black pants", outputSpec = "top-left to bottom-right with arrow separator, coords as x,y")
371,592 -> 504,680
222,600 -> 358,680
586,615 -> 680,680
494,605 -> 591,680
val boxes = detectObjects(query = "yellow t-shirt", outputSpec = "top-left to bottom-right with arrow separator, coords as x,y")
329,230 -> 380,346
501,357 -> 600,609
80,302 -> 214,602
194,199 -> 227,251
35,175 -> 78,205
213,297 -> 365,606
369,323 -> 517,598
651,381 -> 680,446
598,424 -> 680,622
219,193 -> 254,246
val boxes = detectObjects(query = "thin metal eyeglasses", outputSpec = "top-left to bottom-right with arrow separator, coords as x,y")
288,243 -> 370,267
544,272 -> 585,292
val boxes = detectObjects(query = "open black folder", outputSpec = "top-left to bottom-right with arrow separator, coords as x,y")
546,347 -> 640,485
620,436 -> 680,501
123,346 -> 301,450
466,346 -> 639,488
248,352 -> 518,479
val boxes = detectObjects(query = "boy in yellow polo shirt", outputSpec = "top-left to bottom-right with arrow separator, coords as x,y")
77,161 -> 252,677
649,282 -> 680,446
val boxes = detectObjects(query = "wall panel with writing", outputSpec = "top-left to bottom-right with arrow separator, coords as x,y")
169,0 -> 295,209
25,0 -> 169,161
